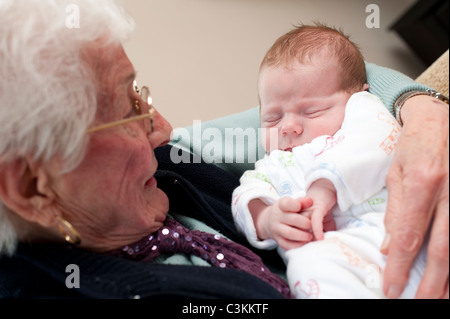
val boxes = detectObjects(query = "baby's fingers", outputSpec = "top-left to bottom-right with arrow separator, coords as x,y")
278,196 -> 313,213
282,212 -> 312,231
311,211 -> 325,241
276,226 -> 313,250
278,196 -> 301,212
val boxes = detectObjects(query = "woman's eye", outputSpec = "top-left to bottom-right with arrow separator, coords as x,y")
124,82 -> 140,118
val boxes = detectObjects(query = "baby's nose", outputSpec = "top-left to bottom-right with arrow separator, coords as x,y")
281,118 -> 303,136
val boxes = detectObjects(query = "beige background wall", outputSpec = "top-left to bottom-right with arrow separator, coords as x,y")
122,0 -> 424,129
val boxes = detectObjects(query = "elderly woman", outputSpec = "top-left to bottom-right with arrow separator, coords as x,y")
0,0 -> 448,299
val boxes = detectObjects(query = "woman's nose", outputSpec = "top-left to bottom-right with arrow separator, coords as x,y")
148,107 -> 173,148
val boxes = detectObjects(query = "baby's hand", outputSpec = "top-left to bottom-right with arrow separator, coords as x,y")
249,196 -> 314,250
304,179 -> 337,241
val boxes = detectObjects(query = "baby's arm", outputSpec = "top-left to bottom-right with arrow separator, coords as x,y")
249,196 -> 314,250
302,179 -> 337,241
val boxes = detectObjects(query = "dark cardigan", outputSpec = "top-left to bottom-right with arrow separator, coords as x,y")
0,145 -> 285,299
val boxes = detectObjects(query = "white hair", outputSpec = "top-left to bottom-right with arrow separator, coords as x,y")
0,0 -> 135,255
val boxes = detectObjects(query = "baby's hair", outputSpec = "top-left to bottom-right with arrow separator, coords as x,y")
260,22 -> 367,93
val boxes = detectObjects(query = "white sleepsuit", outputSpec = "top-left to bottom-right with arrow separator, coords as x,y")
232,92 -> 427,298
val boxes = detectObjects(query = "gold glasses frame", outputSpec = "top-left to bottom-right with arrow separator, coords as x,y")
86,80 -> 155,133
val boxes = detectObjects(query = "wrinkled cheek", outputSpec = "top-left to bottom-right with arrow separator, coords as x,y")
131,187 -> 169,233
56,153 -> 125,209
124,126 -> 138,138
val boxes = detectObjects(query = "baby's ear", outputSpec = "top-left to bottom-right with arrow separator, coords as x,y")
363,83 -> 370,91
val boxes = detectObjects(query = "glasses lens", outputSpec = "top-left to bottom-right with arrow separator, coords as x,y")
141,87 -> 152,105
140,86 -> 154,133
133,80 -> 139,94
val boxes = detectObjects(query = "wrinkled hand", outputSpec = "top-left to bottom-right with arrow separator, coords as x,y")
383,95 -> 449,299
250,196 -> 314,250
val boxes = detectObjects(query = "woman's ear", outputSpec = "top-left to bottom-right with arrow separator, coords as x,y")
0,159 -> 57,227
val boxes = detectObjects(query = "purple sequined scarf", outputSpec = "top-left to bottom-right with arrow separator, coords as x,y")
108,217 -> 291,298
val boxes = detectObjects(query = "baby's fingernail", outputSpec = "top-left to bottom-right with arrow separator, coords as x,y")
387,284 -> 404,299
380,234 -> 391,254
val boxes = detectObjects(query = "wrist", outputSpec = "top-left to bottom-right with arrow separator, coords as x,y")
400,95 -> 449,128
308,179 -> 336,196
249,199 -> 271,240
394,89 -> 449,126
307,179 -> 337,209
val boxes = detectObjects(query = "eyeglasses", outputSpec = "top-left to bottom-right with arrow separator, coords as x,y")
86,80 -> 155,134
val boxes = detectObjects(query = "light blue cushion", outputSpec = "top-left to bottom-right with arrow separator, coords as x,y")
170,106 -> 264,177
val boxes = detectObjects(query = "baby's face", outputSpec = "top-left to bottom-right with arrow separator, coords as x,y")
259,61 -> 351,153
